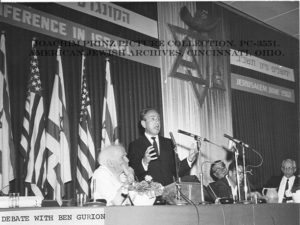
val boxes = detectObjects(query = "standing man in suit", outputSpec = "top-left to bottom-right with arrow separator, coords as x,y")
265,159 -> 298,203
127,108 -> 198,186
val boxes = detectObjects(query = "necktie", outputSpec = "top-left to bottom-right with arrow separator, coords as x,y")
151,137 -> 159,156
284,178 -> 291,202
285,179 -> 289,191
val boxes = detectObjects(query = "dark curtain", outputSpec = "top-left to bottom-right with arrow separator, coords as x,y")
223,7 -> 299,188
2,23 -> 162,198
232,90 -> 298,188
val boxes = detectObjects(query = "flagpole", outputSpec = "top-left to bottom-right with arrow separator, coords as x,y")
77,50 -> 96,198
46,45 -> 72,206
0,30 -> 16,195
101,56 -> 119,149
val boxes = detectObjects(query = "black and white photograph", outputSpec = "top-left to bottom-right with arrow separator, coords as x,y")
0,1 -> 299,225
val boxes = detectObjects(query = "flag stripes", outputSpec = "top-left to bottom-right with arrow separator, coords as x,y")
76,53 -> 95,195
0,32 -> 16,194
46,47 -> 71,206
20,98 -> 31,159
20,39 -> 46,197
101,59 -> 118,149
25,95 -> 46,193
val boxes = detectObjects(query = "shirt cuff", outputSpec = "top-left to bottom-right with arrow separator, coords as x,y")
142,159 -> 149,171
187,158 -> 193,167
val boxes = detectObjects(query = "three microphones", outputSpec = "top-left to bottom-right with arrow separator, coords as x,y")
169,130 -> 249,149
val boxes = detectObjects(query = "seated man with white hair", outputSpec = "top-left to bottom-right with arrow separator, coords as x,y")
91,144 -> 135,206
265,158 -> 299,203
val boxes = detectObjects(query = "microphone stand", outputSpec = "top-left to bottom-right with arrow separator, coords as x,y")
169,132 -> 186,205
242,144 -> 250,204
234,141 -> 250,204
177,130 -> 211,205
233,146 -> 241,203
224,134 -> 251,203
195,137 -> 206,205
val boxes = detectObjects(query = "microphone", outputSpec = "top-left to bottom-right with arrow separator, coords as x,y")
223,134 -> 249,148
178,129 -> 208,142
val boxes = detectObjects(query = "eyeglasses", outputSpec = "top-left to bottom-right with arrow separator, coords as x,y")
232,170 -> 244,175
282,167 -> 295,170
145,116 -> 160,122
213,167 -> 226,172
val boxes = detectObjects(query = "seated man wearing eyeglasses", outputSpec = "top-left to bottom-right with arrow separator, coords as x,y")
207,160 -> 260,203
264,158 -> 299,203
210,160 -> 228,182
208,161 -> 244,202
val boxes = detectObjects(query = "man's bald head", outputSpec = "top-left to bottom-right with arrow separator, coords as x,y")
98,145 -> 125,165
98,145 -> 129,176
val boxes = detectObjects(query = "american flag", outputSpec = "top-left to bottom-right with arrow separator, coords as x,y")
20,38 -> 46,197
0,32 -> 16,194
76,53 -> 95,196
46,46 -> 71,206
101,58 -> 119,149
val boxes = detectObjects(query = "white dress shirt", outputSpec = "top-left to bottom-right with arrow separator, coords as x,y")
278,175 -> 295,203
142,133 -> 160,171
141,133 -> 193,171
145,133 -> 160,154
226,175 -> 238,200
91,165 -> 123,206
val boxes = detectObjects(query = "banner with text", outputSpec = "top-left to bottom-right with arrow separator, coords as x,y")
231,73 -> 295,103
0,3 -> 159,68
230,49 -> 294,82
57,2 -> 158,38
0,207 -> 105,225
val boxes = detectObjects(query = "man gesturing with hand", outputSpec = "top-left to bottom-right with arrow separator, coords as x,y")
128,108 -> 198,186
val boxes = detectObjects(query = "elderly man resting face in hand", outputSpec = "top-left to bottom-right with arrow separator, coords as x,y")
91,145 -> 135,206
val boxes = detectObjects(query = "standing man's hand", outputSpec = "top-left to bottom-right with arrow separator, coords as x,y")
142,146 -> 158,165
187,143 -> 199,163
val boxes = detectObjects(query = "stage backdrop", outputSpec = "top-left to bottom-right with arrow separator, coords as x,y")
226,3 -> 299,188
0,0 -> 162,197
158,2 -> 232,184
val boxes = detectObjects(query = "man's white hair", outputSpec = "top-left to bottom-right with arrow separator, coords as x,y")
98,144 -> 125,166
281,158 -> 296,168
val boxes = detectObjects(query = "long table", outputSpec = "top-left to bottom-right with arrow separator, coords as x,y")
1,203 -> 299,225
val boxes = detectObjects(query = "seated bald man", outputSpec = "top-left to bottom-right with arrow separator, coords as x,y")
91,145 -> 134,206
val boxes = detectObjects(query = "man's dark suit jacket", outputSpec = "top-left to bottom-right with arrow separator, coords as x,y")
128,135 -> 190,186
265,175 -> 300,192
208,177 -> 232,201
207,177 -> 248,201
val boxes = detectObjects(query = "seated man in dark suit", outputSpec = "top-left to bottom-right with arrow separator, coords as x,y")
207,160 -> 259,203
210,160 -> 228,182
128,108 -> 198,186
264,158 -> 299,203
